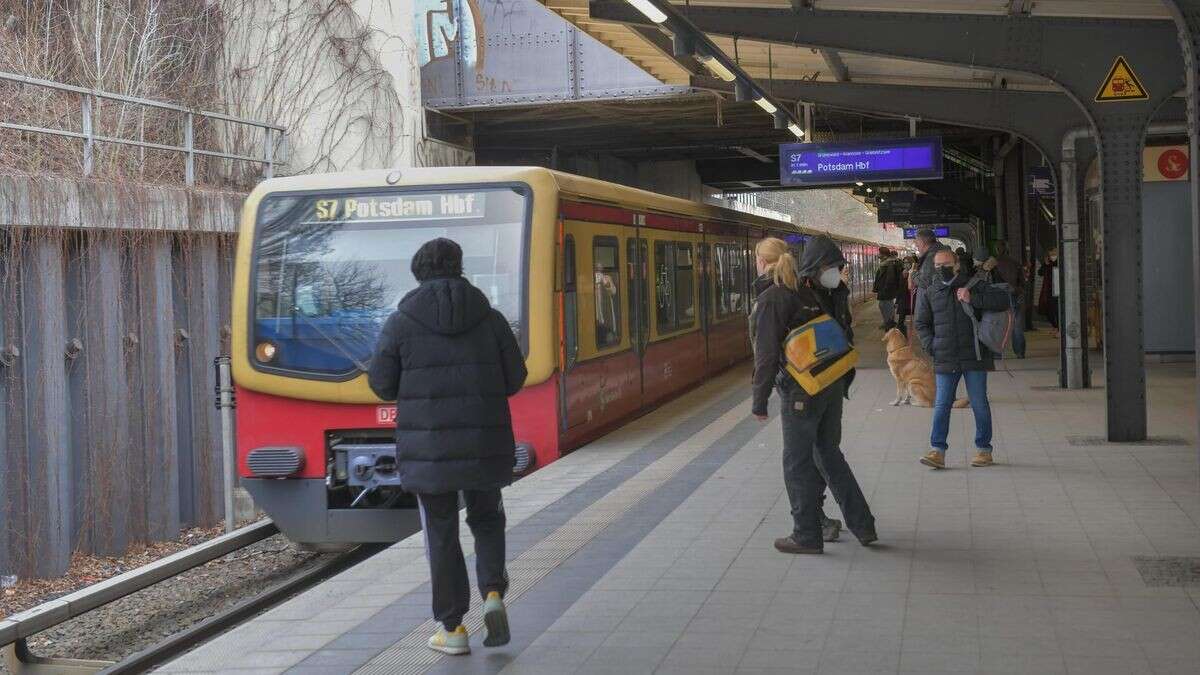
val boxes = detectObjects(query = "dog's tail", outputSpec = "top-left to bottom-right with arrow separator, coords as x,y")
952,398 -> 970,408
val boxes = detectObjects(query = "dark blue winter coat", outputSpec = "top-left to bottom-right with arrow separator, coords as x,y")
368,276 -> 527,494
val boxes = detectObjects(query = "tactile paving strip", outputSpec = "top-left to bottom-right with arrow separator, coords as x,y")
353,402 -> 748,675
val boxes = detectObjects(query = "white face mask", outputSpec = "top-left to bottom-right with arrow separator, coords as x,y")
819,267 -> 842,289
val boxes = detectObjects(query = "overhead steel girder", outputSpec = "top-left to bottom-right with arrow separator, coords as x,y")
591,1 -> 1189,441
591,2 -> 1183,105
696,77 -> 1085,166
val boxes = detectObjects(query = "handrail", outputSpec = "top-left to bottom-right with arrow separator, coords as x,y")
0,519 -> 278,648
0,71 -> 287,185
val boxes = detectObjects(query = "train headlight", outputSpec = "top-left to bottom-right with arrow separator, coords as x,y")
255,341 -> 278,363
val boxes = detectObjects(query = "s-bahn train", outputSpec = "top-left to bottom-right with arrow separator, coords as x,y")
231,167 -> 882,545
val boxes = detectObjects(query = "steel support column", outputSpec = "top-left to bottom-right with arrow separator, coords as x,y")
595,2 -> 1186,438
1162,0 -> 1200,474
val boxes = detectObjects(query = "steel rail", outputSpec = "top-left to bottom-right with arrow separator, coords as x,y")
100,543 -> 388,674
0,71 -> 285,131
0,520 -> 278,649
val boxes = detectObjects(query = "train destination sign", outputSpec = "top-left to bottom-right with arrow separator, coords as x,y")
779,137 -> 943,187
308,191 -> 487,223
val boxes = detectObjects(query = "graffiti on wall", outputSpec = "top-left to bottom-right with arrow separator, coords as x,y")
414,0 -> 484,70
418,0 -> 682,108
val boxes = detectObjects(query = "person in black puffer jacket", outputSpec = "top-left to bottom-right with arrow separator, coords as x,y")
914,248 -> 1010,471
368,237 -> 526,654
753,235 -> 877,555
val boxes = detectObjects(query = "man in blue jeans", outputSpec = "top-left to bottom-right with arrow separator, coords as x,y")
914,249 -> 1011,468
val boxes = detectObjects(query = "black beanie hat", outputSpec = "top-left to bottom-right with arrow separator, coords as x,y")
411,238 -> 463,281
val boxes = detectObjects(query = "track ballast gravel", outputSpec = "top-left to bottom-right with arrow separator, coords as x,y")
2,534 -> 333,672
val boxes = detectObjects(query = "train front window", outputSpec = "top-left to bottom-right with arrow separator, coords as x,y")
252,186 -> 530,378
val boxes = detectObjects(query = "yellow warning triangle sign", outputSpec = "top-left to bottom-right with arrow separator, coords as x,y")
1095,56 -> 1149,102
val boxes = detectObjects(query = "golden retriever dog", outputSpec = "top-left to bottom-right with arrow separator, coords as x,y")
882,328 -> 968,408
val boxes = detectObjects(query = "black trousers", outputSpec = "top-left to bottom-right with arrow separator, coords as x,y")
779,381 -> 875,547
416,489 -> 509,630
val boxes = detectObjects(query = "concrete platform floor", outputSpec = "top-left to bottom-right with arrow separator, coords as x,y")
160,305 -> 1200,675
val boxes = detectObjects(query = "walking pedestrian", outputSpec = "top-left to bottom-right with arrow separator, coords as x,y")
914,248 -> 1011,469
750,238 -> 843,543
368,238 -> 526,655
752,235 -> 877,554
872,246 -> 904,331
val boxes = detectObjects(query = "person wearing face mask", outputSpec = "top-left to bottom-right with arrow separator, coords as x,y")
914,249 -> 1012,469
752,235 -> 877,554
750,238 -> 844,543
910,228 -> 950,298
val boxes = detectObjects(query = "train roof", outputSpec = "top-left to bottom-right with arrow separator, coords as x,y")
249,166 -> 885,248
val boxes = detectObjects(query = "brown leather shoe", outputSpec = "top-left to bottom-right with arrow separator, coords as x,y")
774,536 -> 823,554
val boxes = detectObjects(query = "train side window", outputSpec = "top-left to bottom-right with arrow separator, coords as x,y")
713,245 -> 729,318
654,241 -> 674,333
593,236 -> 621,349
674,243 -> 695,329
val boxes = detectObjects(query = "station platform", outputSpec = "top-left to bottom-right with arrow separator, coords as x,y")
160,309 -> 1200,675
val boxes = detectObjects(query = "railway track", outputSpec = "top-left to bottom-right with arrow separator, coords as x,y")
1,521 -> 388,674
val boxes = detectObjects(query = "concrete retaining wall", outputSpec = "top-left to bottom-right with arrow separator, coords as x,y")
0,175 -> 242,577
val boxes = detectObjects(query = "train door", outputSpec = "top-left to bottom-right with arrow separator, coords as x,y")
559,219 -> 643,443
698,241 -> 712,367
627,235 -> 649,393
560,233 -> 582,431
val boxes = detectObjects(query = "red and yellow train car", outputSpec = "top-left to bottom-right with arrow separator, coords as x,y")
231,167 -> 880,545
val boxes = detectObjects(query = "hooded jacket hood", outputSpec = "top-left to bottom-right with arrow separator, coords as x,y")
798,235 -> 847,280
398,276 -> 491,335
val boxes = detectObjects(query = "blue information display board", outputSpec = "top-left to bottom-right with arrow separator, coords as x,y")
780,137 -> 943,187
903,226 -> 951,239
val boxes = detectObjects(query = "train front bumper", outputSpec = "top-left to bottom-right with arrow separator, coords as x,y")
243,478 -> 420,545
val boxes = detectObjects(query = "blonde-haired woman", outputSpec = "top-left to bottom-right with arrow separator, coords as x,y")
752,235 -> 877,554
749,238 -> 840,543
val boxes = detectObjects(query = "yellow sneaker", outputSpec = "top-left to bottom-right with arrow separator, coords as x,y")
971,452 -> 994,467
482,591 -> 510,647
919,450 -> 946,469
428,625 -> 470,655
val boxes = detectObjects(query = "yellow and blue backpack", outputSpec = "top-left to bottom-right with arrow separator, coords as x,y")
783,313 -> 858,396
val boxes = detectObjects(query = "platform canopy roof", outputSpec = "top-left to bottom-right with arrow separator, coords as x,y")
541,0 -> 1171,89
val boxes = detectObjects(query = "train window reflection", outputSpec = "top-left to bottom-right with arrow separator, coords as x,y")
654,240 -> 696,334
593,237 -> 621,349
252,187 -> 529,377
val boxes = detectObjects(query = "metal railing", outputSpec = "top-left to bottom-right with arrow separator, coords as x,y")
0,71 -> 286,185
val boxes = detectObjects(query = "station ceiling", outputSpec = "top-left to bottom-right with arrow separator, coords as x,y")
541,0 -> 1171,88
459,0 -> 1176,209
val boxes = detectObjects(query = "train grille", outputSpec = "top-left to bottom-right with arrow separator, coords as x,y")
247,446 -> 304,477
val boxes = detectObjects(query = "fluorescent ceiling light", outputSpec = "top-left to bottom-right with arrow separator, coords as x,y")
753,96 -> 777,115
787,123 -> 804,138
695,52 -> 737,82
625,0 -> 668,23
